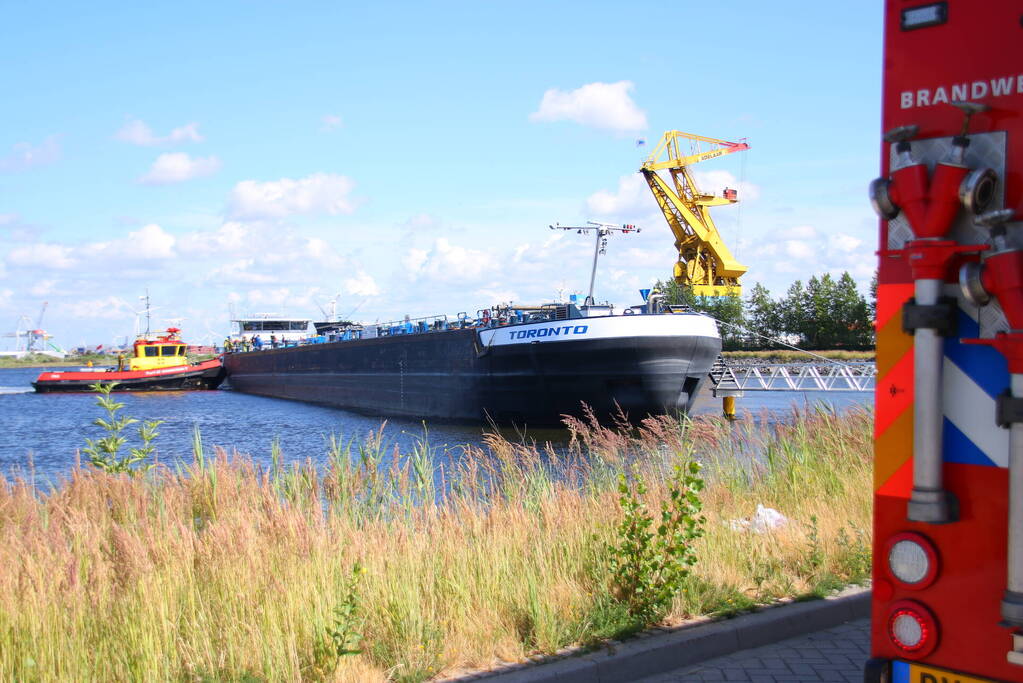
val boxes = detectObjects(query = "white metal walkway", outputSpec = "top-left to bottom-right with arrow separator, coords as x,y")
709,359 -> 876,394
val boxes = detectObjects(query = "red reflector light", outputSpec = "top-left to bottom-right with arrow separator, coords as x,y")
887,600 -> 939,659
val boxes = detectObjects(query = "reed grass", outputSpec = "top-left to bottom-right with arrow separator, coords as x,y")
0,404 -> 872,681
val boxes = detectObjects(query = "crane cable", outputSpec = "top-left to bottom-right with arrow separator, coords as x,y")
695,310 -> 866,369
735,146 -> 748,262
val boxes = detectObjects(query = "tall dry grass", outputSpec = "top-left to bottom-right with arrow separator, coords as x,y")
0,404 -> 872,681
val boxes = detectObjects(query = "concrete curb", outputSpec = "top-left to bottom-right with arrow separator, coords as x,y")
451,586 -> 870,683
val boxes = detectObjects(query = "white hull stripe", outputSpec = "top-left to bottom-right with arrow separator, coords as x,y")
478,314 -> 719,347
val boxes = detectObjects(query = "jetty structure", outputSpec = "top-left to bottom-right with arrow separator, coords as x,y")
223,131 -> 751,424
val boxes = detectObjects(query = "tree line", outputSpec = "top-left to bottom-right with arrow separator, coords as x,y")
659,271 -> 876,351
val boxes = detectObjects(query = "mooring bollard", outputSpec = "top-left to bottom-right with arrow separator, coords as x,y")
722,395 -> 737,420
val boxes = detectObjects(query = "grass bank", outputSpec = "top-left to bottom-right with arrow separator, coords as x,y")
722,349 -> 874,362
0,353 -> 109,368
0,352 -> 218,368
0,406 -> 872,681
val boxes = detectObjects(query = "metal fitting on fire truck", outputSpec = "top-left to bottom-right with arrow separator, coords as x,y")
960,209 -> 1018,310
958,207 -> 1023,630
868,125 -> 919,219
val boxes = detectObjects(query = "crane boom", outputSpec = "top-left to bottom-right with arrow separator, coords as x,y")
640,130 -> 749,297
35,301 -> 47,329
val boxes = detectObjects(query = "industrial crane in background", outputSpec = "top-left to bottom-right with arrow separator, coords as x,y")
2,302 -> 59,354
640,131 -> 749,297
30,302 -> 48,351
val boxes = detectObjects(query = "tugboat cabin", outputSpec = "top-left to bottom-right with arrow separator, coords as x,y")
128,328 -> 189,370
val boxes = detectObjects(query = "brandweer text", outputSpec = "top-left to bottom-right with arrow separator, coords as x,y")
901,73 -> 1023,108
509,325 -> 588,340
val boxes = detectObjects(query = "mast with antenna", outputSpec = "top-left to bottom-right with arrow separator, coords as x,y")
549,221 -> 640,305
139,289 -> 152,336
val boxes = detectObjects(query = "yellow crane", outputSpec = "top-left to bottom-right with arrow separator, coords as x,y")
640,130 -> 749,296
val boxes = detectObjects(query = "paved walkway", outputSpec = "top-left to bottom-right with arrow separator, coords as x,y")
634,618 -> 870,683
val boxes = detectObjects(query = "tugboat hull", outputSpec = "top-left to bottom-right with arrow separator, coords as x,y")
223,313 -> 720,424
32,359 -> 226,393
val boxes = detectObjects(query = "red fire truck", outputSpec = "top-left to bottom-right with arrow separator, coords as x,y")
867,2 -> 1023,681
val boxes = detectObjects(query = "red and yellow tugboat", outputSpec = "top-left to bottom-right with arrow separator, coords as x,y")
32,328 -> 225,393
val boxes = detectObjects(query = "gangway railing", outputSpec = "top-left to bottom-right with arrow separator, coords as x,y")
709,359 -> 876,394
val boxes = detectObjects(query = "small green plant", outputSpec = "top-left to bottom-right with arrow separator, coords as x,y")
804,515 -> 824,574
326,562 -> 365,658
82,382 -> 163,476
308,562 -> 366,679
836,524 -> 872,581
800,514 -> 845,597
604,460 -> 705,623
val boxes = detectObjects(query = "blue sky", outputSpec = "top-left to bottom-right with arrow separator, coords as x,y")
0,2 -> 883,348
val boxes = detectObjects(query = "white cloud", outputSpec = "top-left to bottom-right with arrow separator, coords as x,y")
617,246 -> 664,267
745,218 -> 876,292
0,135 -> 61,172
399,213 -> 443,239
61,296 -> 133,320
402,247 -> 428,273
81,223 -> 177,261
783,240 -> 815,260
530,81 -> 647,132
320,114 -> 343,131
692,170 -> 762,201
779,225 -> 818,239
178,221 -> 250,256
344,271 -> 380,297
6,243 -> 76,269
586,174 -> 653,216
139,153 -> 221,185
227,173 -> 357,220
6,224 -> 177,278
403,238 -> 499,285
829,233 -> 862,252
208,259 -> 278,285
0,213 -> 19,226
30,280 -> 58,296
127,223 -> 177,259
0,289 -> 12,308
116,118 -> 204,146
304,237 -> 346,267
245,287 -> 304,309
474,286 -> 519,304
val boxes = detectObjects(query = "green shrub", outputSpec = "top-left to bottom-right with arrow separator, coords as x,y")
604,461 -> 705,623
82,382 -> 162,476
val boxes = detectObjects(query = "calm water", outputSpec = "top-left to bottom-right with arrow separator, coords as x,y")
0,366 -> 871,483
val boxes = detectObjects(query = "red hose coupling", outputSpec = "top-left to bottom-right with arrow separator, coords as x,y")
982,251 -> 1023,330
921,163 -> 970,239
906,239 -> 987,281
889,163 -> 929,230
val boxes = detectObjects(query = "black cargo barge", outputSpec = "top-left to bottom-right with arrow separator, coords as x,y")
224,306 -> 721,424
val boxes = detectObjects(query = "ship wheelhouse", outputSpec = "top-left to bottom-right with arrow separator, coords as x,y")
128,328 -> 189,371
230,315 -> 311,345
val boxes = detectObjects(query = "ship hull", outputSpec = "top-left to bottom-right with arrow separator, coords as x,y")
32,359 -> 226,393
224,313 -> 721,424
